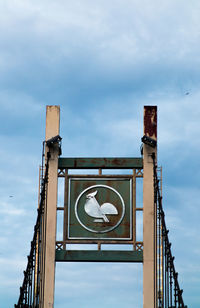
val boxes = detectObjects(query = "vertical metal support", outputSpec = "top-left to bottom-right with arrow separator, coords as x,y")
63,169 -> 68,250
132,169 -> 136,249
143,106 -> 157,308
159,167 -> 164,306
34,167 -> 41,300
42,106 -> 60,308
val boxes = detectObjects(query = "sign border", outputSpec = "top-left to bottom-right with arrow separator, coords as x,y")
67,177 -> 133,241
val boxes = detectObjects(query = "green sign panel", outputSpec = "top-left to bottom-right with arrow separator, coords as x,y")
67,177 -> 132,241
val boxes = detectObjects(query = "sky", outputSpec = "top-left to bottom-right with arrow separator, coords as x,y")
0,0 -> 200,307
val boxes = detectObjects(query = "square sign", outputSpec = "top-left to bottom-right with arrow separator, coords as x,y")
67,177 -> 132,241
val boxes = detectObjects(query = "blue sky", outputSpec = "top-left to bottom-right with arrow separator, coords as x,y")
0,0 -> 200,307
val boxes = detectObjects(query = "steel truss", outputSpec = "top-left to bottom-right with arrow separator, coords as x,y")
15,149 -> 188,308
15,146 -> 50,308
152,154 -> 187,308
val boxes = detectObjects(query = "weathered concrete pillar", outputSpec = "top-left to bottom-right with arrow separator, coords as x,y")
143,106 -> 157,308
42,106 -> 60,308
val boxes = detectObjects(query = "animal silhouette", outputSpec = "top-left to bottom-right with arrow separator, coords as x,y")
84,190 -> 118,222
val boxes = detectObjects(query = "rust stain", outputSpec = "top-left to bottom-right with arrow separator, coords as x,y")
113,158 -> 121,166
144,106 -> 157,138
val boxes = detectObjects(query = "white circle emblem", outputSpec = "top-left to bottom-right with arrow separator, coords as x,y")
75,184 -> 125,233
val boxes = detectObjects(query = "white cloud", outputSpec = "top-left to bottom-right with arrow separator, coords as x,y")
0,0 -> 200,74
0,1 -> 199,307
55,263 -> 143,307
0,202 -> 26,216
0,90 -> 43,118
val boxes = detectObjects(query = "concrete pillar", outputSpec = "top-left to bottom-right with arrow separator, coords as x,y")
42,106 -> 60,308
143,106 -> 157,308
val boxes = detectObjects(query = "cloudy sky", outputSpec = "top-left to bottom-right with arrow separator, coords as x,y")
0,0 -> 200,307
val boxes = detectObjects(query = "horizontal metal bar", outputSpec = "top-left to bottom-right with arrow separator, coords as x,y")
66,174 -> 133,178
59,240 -> 134,244
55,250 -> 143,263
58,157 -> 143,169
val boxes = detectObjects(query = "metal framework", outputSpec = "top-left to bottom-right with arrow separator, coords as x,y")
56,157 -> 144,262
15,153 -> 188,307
15,146 -> 50,308
152,154 -> 187,308
15,106 -> 187,308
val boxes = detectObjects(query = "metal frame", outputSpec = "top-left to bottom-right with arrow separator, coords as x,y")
58,157 -> 143,169
15,106 -> 187,308
67,176 -> 132,240
56,157 -> 144,262
152,154 -> 187,308
55,249 -> 143,263
15,148 -> 51,308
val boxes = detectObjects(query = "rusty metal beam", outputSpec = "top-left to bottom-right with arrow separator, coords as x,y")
58,157 -> 143,169
55,250 -> 143,263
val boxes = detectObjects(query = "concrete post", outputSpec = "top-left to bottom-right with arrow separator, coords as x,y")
143,106 -> 157,308
42,106 -> 60,308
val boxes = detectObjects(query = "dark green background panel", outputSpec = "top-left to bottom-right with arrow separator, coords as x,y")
67,177 -> 132,241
